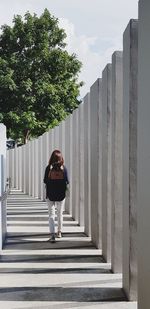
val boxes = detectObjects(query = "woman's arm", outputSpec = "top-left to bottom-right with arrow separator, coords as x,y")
43,166 -> 49,184
64,166 -> 69,184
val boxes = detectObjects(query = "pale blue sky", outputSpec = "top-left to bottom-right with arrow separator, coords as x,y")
0,0 -> 138,98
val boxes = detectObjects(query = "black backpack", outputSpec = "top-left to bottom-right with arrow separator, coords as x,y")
47,166 -> 66,201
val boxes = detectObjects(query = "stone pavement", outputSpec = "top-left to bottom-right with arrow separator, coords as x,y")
0,191 -> 137,309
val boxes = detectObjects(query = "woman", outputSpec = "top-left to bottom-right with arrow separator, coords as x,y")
44,150 -> 69,243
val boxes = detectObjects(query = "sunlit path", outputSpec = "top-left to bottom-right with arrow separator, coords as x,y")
0,191 -> 137,309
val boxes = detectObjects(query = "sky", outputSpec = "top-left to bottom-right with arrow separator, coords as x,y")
0,0 -> 138,99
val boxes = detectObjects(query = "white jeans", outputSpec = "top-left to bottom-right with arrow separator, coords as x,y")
46,199 -> 65,234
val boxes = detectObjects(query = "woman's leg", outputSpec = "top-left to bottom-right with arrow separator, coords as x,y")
56,199 -> 65,234
46,199 -> 55,235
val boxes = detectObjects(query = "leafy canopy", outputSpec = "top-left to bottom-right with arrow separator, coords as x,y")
0,9 -> 83,143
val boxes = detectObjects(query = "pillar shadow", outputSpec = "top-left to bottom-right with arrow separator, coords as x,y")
0,286 -> 127,302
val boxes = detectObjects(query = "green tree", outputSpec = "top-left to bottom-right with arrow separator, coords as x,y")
0,9 -> 83,143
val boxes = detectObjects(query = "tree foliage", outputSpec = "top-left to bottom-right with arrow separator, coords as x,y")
0,9 -> 82,143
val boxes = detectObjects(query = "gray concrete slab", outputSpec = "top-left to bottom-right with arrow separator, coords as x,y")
90,79 -> 102,249
123,19 -> 138,301
137,1 -> 150,308
102,64 -> 112,263
111,51 -> 123,273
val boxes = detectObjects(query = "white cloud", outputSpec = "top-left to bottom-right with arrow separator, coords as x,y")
0,0 -> 138,99
59,18 -> 122,99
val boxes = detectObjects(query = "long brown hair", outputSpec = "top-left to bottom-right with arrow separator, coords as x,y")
48,150 -> 64,168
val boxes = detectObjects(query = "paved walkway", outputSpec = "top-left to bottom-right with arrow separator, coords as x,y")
0,191 -> 137,309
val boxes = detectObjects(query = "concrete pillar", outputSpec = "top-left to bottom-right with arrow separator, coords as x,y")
0,125 -> 6,193
78,103 -> 84,226
59,120 -> 68,211
123,19 -> 138,301
7,149 -> 12,188
0,124 -> 7,250
111,51 -> 123,273
54,126 -> 59,149
41,129 -> 54,200
90,78 -> 102,248
14,146 -> 18,189
25,142 -> 30,195
39,135 -> 45,200
59,121 -> 65,157
42,132 -> 47,200
21,145 -> 24,192
71,110 -> 76,220
28,141 -> 32,196
23,145 -> 27,194
102,64 -> 112,263
69,115 -> 73,216
50,128 -> 55,155
10,148 -> 15,188
137,1 -> 150,308
37,137 -> 41,199
17,147 -> 20,190
65,116 -> 72,215
43,132 -> 48,167
23,144 -> 26,193
45,128 -> 54,169
0,155 -> 7,251
45,131 -> 50,164
18,146 -> 23,191
6,150 -> 9,186
83,93 -> 91,236
23,144 -> 27,193
72,109 -> 79,221
31,140 -> 35,197
8,149 -> 10,188
34,139 -> 39,198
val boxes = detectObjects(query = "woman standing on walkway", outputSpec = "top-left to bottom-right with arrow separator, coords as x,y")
44,150 -> 69,243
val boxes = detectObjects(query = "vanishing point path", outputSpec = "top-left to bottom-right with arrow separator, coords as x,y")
0,191 -> 136,309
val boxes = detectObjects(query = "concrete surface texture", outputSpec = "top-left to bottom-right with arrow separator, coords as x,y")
0,124 -> 6,194
137,0 -> 150,308
90,78 -> 102,249
83,93 -> 91,237
123,19 -> 138,301
111,51 -> 123,274
102,63 -> 112,263
0,191 -> 137,309
0,124 -> 7,250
